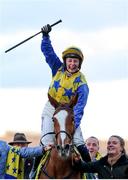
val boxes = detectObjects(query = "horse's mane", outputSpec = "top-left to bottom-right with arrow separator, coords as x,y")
48,93 -> 78,110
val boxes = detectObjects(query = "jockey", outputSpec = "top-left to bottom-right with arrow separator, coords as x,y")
0,140 -> 51,179
40,24 -> 91,162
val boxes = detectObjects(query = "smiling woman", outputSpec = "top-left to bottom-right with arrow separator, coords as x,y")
107,135 -> 126,164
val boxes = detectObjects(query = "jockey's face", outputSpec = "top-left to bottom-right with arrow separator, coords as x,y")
65,58 -> 80,73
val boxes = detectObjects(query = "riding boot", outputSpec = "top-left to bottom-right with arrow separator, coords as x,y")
77,144 -> 91,162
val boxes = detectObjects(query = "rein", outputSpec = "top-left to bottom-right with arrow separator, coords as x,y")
40,132 -> 55,146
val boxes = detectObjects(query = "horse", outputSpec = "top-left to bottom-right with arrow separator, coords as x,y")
37,95 -> 82,179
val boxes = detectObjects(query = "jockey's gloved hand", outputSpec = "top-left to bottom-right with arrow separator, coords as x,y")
41,24 -> 51,36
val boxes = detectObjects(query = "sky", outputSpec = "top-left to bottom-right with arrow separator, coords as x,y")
0,0 -> 128,141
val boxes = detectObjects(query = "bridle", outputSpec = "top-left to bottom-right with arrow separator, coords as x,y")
39,105 -> 76,179
40,130 -> 74,151
40,130 -> 76,179
55,130 -> 73,141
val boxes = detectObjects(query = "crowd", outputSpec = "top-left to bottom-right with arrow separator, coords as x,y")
0,133 -> 128,179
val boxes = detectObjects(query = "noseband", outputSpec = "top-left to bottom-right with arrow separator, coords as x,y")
55,130 -> 73,141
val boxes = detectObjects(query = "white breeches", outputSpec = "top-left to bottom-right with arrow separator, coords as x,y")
41,101 -> 85,147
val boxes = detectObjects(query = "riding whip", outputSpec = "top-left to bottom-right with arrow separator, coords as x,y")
5,19 -> 62,53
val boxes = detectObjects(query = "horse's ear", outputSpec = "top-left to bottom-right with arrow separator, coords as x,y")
69,94 -> 78,109
48,94 -> 60,109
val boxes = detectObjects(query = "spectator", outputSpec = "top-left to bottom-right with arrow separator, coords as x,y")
8,132 -> 33,179
0,134 -> 51,179
84,136 -> 102,179
85,136 -> 102,161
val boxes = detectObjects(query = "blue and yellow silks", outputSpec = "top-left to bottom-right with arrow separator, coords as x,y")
5,146 -> 24,179
48,67 -> 87,103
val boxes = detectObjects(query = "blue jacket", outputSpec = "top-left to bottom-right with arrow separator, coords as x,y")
0,140 -> 44,179
41,36 -> 89,128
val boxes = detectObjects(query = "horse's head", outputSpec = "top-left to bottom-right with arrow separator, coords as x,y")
53,105 -> 75,158
49,94 -> 77,159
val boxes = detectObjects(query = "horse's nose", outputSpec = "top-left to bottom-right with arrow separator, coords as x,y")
56,144 -> 65,157
64,144 -> 70,151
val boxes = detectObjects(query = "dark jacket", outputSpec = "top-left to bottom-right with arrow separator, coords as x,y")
74,154 -> 128,179
24,158 -> 33,179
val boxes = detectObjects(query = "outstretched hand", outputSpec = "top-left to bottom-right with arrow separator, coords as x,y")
44,144 -> 53,151
41,24 -> 51,36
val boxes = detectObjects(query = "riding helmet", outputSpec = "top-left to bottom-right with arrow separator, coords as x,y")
62,46 -> 84,69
